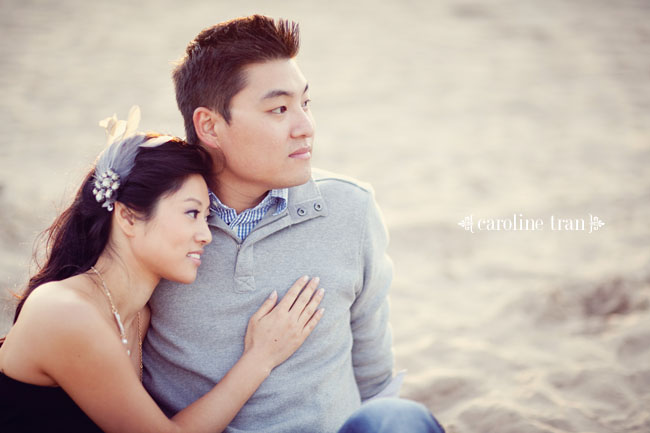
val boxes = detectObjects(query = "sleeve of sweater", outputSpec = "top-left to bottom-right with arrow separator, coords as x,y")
350,187 -> 395,400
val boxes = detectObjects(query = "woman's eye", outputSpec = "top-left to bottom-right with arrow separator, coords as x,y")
186,210 -> 200,219
302,99 -> 311,109
271,106 -> 287,114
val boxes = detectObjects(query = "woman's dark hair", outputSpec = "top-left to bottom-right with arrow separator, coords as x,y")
12,136 -> 214,322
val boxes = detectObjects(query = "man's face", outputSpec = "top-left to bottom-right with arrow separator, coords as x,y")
214,58 -> 315,199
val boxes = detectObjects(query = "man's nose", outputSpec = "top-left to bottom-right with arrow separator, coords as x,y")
291,108 -> 315,139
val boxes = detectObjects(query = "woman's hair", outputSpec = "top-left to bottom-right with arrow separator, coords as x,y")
12,135 -> 214,322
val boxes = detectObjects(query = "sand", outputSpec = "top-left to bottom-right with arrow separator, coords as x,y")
1,0 -> 649,431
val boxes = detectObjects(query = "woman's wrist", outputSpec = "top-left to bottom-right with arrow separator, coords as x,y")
238,349 -> 273,379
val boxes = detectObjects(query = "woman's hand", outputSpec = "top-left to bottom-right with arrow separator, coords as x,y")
243,276 -> 325,371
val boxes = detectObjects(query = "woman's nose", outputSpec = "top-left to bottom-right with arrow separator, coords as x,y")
197,221 -> 212,245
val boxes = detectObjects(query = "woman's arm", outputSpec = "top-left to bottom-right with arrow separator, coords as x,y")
13,276 -> 323,433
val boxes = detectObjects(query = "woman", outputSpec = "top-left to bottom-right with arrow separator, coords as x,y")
0,107 -> 325,433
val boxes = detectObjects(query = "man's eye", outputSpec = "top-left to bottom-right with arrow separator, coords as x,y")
271,106 -> 287,114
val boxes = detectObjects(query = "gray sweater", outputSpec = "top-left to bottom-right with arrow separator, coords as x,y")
143,169 -> 394,433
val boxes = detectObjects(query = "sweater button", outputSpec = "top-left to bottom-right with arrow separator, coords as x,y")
297,207 -> 306,216
314,202 -> 322,211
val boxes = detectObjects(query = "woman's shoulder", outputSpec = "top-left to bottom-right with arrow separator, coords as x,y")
25,276 -> 86,304
1,276 -> 117,384
24,276 -> 116,346
21,277 -> 105,327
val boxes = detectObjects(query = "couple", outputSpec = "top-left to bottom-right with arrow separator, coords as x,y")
0,15 -> 445,433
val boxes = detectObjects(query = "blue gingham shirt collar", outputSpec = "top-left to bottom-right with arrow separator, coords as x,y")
209,188 -> 288,240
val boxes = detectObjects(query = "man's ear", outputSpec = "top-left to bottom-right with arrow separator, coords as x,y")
193,107 -> 224,150
113,202 -> 138,238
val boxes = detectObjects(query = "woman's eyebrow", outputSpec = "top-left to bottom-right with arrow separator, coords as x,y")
183,197 -> 204,206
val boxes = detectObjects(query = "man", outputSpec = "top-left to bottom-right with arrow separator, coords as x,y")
144,15 -> 443,432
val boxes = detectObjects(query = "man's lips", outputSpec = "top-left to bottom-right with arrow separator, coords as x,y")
289,147 -> 312,159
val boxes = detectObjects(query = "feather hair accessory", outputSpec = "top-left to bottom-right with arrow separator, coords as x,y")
93,106 -> 174,211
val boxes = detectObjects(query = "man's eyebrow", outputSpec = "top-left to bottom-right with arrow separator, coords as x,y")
261,83 -> 309,100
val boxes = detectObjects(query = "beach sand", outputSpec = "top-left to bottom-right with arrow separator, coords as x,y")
1,0 -> 649,431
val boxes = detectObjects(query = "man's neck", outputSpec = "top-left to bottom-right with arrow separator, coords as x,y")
214,181 -> 269,214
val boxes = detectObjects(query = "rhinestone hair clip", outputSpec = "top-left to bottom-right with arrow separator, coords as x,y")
92,168 -> 121,211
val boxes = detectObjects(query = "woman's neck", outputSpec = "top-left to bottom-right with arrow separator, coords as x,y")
90,254 -> 158,324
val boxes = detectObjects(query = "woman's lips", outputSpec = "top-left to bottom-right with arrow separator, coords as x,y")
187,252 -> 202,266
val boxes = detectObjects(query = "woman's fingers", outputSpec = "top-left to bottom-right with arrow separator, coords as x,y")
297,288 -> 325,327
288,277 -> 320,319
249,290 -> 278,322
277,276 -> 310,311
302,307 -> 325,336
244,277 -> 326,369
278,275 -> 309,311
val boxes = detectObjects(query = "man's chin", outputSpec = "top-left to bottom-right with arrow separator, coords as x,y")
277,166 -> 312,188
295,166 -> 313,185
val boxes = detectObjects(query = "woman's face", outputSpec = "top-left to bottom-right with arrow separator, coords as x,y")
132,174 -> 212,284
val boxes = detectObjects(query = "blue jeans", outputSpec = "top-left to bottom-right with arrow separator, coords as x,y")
337,398 -> 445,433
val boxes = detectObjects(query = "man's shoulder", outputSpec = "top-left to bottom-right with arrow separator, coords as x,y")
310,168 -> 374,196
286,168 -> 377,216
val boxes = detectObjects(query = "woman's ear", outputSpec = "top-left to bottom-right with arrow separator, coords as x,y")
113,202 -> 138,238
193,107 -> 223,150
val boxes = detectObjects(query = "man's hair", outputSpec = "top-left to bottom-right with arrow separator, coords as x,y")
173,15 -> 300,145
